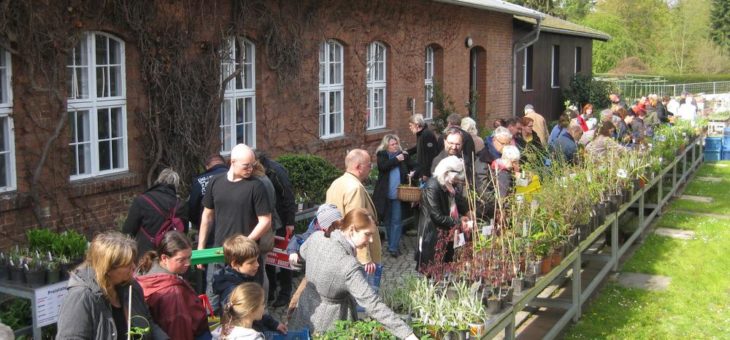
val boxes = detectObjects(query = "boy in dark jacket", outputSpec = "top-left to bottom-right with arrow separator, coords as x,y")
212,234 -> 287,334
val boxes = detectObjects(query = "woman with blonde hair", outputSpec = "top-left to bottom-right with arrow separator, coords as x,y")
57,231 -> 168,339
214,282 -> 267,340
289,208 -> 417,339
373,134 -> 410,257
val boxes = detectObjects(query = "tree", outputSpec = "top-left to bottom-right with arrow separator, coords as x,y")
580,11 -> 637,73
710,0 -> 730,55
666,0 -> 711,74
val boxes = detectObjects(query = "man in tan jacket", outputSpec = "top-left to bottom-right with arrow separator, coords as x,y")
325,149 -> 381,273
524,104 -> 549,146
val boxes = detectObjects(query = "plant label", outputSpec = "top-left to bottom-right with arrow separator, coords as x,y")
515,194 -> 525,204
482,225 -> 493,236
617,169 -> 628,179
454,232 -> 466,248
516,177 -> 529,187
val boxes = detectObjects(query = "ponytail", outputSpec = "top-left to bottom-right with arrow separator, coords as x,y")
137,251 -> 158,274
324,220 -> 343,238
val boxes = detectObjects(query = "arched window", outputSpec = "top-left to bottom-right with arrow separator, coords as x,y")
319,40 -> 344,138
67,32 -> 127,179
0,47 -> 15,191
221,37 -> 256,152
366,42 -> 386,130
424,46 -> 435,120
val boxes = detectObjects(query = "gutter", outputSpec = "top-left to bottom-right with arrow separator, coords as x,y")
512,18 -> 542,117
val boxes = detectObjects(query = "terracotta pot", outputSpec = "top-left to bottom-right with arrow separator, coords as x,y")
540,258 -> 552,274
550,250 -> 563,267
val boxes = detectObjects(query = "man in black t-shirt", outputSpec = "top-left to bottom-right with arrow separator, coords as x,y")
197,144 -> 272,306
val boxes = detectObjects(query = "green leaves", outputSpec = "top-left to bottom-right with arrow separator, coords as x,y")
276,154 -> 342,204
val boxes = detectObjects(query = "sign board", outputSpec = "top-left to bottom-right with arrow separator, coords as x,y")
265,235 -> 292,270
35,281 -> 69,327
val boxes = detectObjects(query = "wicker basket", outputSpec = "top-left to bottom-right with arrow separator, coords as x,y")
396,178 -> 421,202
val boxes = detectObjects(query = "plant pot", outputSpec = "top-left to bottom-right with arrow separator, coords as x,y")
9,267 -> 24,283
523,273 -> 537,288
25,269 -> 45,286
468,322 -> 486,338
540,258 -> 552,275
486,297 -> 502,315
0,264 -> 8,281
550,250 -> 563,267
512,277 -> 523,295
47,268 -> 61,284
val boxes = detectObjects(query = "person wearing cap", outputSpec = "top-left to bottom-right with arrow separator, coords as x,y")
286,204 -> 342,316
524,104 -> 548,145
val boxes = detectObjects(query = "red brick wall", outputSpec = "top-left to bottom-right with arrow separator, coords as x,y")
0,0 -> 515,246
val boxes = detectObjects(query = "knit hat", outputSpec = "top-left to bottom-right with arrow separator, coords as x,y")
315,204 -> 342,231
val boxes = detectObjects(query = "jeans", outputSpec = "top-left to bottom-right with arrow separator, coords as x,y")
384,199 -> 402,253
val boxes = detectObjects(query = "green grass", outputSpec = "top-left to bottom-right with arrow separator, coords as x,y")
565,163 -> 730,339
669,162 -> 730,215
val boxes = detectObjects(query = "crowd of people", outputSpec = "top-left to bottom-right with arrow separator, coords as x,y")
56,91 -> 700,339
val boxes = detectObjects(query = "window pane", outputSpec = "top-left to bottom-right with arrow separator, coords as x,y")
110,66 -> 121,96
221,100 -> 232,151
0,67 -> 5,104
0,117 -> 6,151
96,67 -> 107,97
109,38 -> 120,64
0,154 -> 6,187
112,139 -> 122,169
76,111 -> 90,143
110,107 -> 121,138
235,98 -> 244,144
98,140 -> 110,171
319,92 -> 326,136
98,108 -> 110,139
96,36 -> 108,65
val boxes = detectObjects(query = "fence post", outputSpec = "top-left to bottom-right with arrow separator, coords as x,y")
713,82 -> 717,94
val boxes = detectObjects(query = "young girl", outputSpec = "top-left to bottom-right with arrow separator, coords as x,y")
137,231 -> 210,340
214,282 -> 267,340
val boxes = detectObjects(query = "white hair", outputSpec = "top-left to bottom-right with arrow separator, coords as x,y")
493,126 -> 512,140
501,145 -> 520,162
433,156 -> 465,186
460,117 -> 478,135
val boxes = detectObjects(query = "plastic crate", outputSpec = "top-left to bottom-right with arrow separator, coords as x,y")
723,150 -> 730,161
724,127 -> 730,136
705,137 -> 723,152
191,247 -> 224,266
263,329 -> 310,340
705,151 -> 721,162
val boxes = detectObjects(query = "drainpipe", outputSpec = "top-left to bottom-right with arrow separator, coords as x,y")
512,18 -> 542,117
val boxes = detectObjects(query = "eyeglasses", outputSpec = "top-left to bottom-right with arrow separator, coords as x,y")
237,161 -> 258,170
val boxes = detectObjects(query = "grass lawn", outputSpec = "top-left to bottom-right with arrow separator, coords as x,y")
670,161 -> 730,215
564,163 -> 730,339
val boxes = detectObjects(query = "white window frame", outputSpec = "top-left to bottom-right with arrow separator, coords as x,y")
551,45 -> 560,88
319,40 -> 344,139
220,37 -> 256,153
366,42 -> 386,130
574,46 -> 582,74
424,46 -> 434,120
0,47 -> 16,192
67,32 -> 128,181
522,45 -> 533,91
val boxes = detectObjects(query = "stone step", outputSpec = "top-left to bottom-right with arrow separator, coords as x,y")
679,194 -> 714,203
654,227 -> 695,240
612,272 -> 671,291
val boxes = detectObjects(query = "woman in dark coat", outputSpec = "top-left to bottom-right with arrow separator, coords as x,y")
416,156 -> 470,271
123,168 -> 189,257
373,134 -> 410,257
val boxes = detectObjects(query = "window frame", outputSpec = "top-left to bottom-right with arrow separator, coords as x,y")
319,40 -> 344,139
66,32 -> 128,181
220,37 -> 257,154
0,48 -> 16,192
366,42 -> 387,130
551,45 -> 560,88
522,45 -> 534,91
574,46 -> 582,74
424,46 -> 434,120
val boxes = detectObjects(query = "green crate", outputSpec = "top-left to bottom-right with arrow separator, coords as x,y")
191,247 -> 225,265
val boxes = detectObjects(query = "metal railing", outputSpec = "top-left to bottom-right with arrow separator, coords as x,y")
598,78 -> 730,99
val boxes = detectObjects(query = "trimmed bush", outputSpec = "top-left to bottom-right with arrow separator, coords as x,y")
563,74 -> 616,110
276,154 -> 342,204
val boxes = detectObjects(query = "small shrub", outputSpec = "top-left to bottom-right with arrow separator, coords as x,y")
276,154 -> 342,204
563,74 -> 616,110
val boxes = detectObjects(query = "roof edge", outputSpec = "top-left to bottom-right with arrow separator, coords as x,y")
434,0 -> 544,19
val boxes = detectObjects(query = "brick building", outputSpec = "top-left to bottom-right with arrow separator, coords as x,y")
0,0 -> 552,245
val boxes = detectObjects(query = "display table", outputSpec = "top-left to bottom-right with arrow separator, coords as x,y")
0,280 -> 68,339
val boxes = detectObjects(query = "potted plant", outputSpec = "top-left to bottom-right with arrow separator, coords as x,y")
8,250 -> 25,284
46,257 -> 61,284
24,256 -> 46,286
0,252 -> 8,281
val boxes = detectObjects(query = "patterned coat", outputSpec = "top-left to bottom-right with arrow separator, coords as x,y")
288,230 -> 412,339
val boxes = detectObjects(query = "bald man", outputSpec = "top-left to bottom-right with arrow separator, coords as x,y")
325,149 -> 381,273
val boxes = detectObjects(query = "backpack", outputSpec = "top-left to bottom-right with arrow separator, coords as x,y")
139,194 -> 185,247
